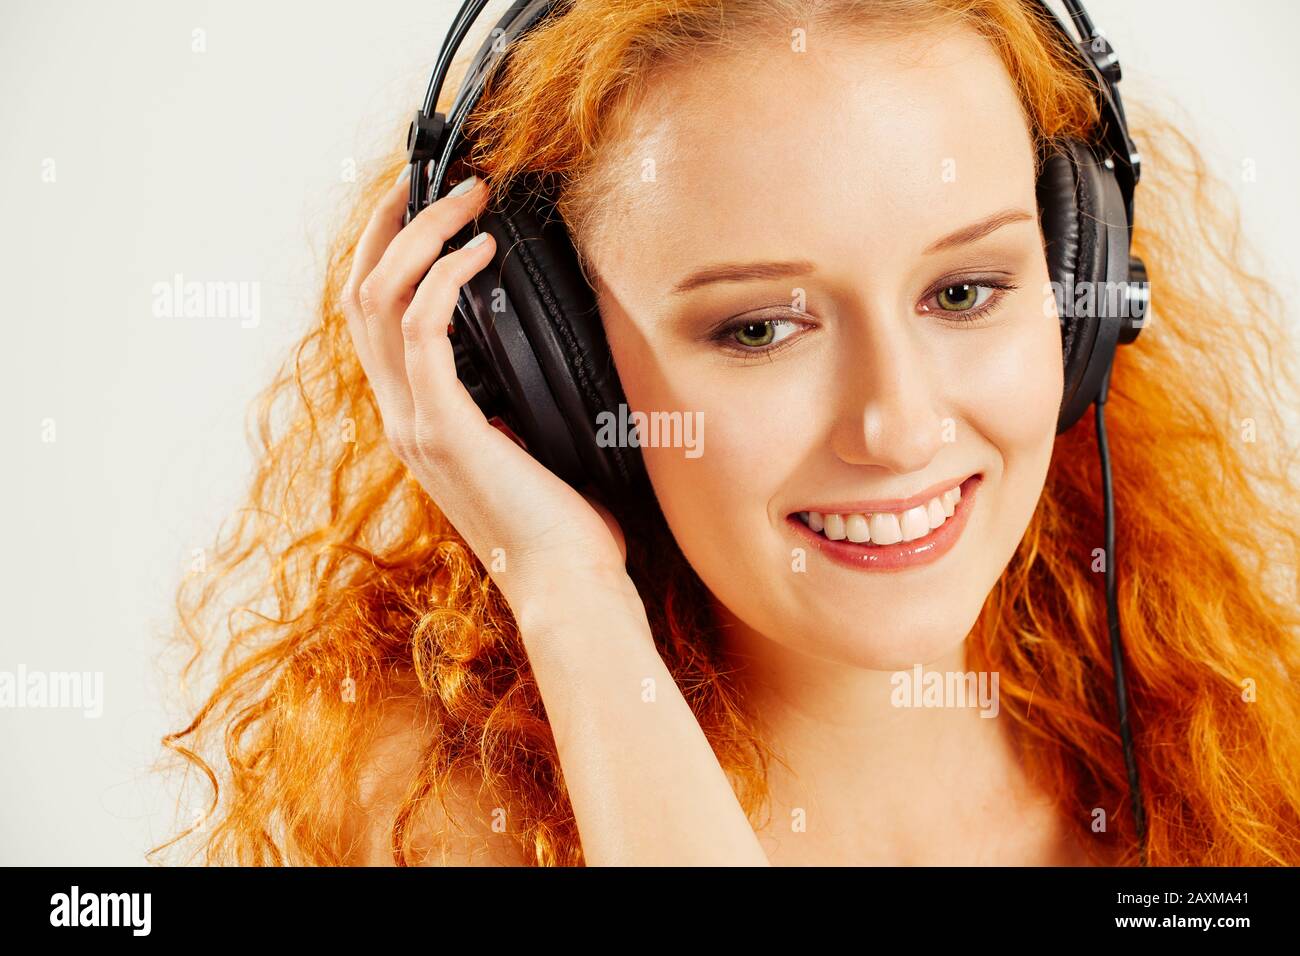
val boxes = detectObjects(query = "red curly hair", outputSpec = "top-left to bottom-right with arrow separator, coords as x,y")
150,0 -> 1300,866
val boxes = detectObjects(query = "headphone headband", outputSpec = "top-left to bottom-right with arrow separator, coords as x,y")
405,0 -> 1141,226
1040,0 -> 1142,225
405,0 -> 551,226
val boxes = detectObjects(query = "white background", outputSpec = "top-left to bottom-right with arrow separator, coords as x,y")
1,0 -> 1296,864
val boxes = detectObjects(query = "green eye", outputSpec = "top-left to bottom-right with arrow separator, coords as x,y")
936,284 -> 991,311
734,320 -> 776,348
921,278 -> 1018,324
710,316 -> 806,358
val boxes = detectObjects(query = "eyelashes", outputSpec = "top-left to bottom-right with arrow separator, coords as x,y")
711,316 -> 806,356
708,277 -> 1021,360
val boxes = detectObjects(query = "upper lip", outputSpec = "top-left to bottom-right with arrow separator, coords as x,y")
793,473 -> 979,516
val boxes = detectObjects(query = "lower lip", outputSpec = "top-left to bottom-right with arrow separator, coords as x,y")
787,474 -> 982,572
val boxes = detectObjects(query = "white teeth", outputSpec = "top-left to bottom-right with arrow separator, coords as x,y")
868,511 -> 903,545
947,486 -> 962,516
799,480 -> 970,546
927,497 -> 945,529
845,514 -> 871,543
899,505 -> 931,542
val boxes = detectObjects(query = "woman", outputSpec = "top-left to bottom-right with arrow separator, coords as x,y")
151,0 -> 1300,866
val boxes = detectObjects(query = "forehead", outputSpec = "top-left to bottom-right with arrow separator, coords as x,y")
584,23 -> 1037,289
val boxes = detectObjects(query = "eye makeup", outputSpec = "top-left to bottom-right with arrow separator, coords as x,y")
705,273 -> 1021,360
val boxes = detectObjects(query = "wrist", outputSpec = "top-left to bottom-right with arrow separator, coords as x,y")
512,570 -> 652,643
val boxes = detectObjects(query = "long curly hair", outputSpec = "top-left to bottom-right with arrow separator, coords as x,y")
149,0 -> 1300,866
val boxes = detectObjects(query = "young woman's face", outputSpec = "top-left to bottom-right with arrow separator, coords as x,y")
589,25 -> 1062,669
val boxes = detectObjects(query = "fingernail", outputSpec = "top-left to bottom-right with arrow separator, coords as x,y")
447,174 -> 479,198
464,232 -> 489,249
395,165 -> 411,185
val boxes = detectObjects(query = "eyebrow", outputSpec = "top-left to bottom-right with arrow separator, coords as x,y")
670,258 -> 815,295
922,207 -> 1035,254
669,207 -> 1036,295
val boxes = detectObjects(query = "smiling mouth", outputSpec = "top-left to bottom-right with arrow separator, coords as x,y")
793,474 -> 978,546
785,474 -> 983,571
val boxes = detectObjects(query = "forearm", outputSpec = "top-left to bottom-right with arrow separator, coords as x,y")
516,577 -> 770,866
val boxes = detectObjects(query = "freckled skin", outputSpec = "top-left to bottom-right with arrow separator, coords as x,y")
591,23 -> 1063,672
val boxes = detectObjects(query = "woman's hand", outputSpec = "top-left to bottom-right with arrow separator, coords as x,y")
340,169 -> 769,865
340,170 -> 632,619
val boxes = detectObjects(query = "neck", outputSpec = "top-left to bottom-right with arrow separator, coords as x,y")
711,599 -> 1083,865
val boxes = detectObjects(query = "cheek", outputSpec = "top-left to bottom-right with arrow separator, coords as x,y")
952,306 -> 1064,452
950,302 -> 1063,579
629,371 -> 798,539
602,321 -> 801,562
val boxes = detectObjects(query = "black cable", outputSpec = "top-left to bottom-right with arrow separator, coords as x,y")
1094,364 -> 1149,866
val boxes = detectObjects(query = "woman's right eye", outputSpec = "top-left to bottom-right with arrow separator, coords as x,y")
711,316 -> 807,358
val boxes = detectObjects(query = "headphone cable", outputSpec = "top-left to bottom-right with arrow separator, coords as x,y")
1094,363 -> 1149,866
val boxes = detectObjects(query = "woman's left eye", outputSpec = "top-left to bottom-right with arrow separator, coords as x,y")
712,316 -> 805,356
919,280 -> 1016,319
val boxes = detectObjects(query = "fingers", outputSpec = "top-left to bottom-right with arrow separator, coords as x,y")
341,168 -> 492,448
402,230 -> 497,445
342,175 -> 415,414
364,179 -> 490,420
377,175 -> 490,293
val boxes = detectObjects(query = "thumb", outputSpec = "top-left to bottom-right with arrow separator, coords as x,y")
491,417 -> 629,566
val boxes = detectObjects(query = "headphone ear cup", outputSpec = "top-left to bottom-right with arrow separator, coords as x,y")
1038,139 -> 1113,434
451,183 -> 649,505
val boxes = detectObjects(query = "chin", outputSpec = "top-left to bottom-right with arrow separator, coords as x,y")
787,609 -> 979,672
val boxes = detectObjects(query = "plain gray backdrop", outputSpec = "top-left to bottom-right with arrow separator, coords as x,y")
2,0 -> 1297,865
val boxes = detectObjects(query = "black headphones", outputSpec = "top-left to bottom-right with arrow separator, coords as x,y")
403,0 -> 1151,863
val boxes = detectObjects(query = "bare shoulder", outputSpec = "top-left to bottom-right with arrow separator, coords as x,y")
336,687 -> 530,867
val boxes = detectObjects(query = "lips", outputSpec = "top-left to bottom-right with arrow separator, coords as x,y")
792,472 -> 978,519
787,474 -> 983,572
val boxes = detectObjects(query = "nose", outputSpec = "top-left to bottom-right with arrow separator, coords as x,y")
830,306 -> 947,473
